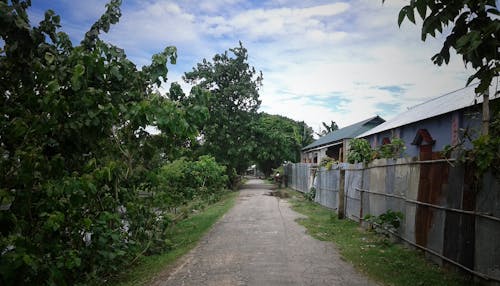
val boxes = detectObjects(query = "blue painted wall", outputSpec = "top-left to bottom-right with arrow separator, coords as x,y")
364,105 -> 482,158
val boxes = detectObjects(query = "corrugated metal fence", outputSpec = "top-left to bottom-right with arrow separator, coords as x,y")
315,167 -> 340,210
284,159 -> 500,283
284,163 -> 313,193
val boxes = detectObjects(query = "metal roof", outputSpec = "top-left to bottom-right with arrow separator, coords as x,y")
302,116 -> 385,151
358,84 -> 498,138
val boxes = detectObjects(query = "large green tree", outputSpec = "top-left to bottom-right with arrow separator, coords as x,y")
252,113 -> 314,177
184,42 -> 263,185
0,0 -> 212,284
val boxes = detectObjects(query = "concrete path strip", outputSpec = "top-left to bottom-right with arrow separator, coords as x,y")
151,178 -> 376,286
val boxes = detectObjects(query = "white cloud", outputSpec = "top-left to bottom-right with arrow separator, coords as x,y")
246,0 -> 473,128
102,1 -> 201,56
201,2 -> 350,40
30,0 -> 477,132
197,0 -> 244,13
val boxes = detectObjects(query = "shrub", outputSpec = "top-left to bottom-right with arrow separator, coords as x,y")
156,156 -> 228,207
364,210 -> 404,238
305,187 -> 316,201
319,157 -> 337,170
377,138 -> 406,159
347,138 -> 373,163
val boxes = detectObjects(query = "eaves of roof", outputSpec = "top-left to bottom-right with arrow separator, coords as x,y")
358,84 -> 498,138
302,115 -> 385,151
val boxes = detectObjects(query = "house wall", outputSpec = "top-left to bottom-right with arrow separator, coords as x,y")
301,149 -> 321,163
364,106 -> 482,158
302,140 -> 351,164
301,147 -> 331,164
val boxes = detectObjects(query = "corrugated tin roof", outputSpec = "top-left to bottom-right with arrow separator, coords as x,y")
358,84 -> 498,138
302,116 -> 385,151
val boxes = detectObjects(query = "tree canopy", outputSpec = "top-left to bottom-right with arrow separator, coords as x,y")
184,42 -> 263,185
0,1 -> 225,284
251,113 -> 314,176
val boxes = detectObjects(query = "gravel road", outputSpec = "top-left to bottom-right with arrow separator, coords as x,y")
151,178 -> 375,286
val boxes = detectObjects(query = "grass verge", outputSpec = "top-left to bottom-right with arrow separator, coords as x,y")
285,189 -> 479,286
108,191 -> 239,286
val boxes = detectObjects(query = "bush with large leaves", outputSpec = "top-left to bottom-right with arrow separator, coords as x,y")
0,0 -> 211,284
156,155 -> 228,208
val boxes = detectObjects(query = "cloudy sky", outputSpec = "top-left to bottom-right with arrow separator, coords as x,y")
29,0 -> 475,132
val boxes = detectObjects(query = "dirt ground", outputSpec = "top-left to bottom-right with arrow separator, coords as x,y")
150,178 -> 375,286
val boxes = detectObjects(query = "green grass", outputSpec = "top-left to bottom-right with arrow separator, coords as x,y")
107,191 -> 239,286
286,189 -> 480,286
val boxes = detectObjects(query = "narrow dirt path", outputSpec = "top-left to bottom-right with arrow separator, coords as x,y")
151,178 -> 375,286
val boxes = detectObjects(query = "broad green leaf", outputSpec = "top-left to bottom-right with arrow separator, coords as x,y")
416,0 -> 427,19
47,80 -> 60,93
74,63 -> 85,76
110,66 -> 122,81
44,52 -> 55,64
398,7 -> 407,27
14,17 -> 29,29
406,6 -> 415,23
71,64 -> 86,90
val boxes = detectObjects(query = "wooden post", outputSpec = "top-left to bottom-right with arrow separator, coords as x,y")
359,166 -> 365,225
482,89 -> 490,136
338,169 -> 345,219
359,188 -> 363,225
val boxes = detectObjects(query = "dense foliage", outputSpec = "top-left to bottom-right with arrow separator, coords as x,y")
346,138 -> 373,164
347,138 -> 407,163
156,155 -> 228,208
376,138 -> 406,159
251,113 -> 314,177
364,210 -> 404,238
184,42 -> 263,186
0,1 -> 226,285
466,100 -> 500,179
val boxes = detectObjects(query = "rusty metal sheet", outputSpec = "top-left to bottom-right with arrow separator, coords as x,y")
415,161 -> 449,256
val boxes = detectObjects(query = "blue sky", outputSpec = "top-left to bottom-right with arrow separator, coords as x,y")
27,0 -> 476,132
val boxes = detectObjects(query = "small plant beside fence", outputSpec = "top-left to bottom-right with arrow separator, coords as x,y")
364,210 -> 404,238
